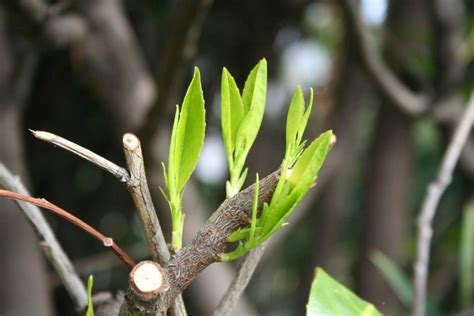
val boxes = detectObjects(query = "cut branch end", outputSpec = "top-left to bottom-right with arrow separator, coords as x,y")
123,133 -> 140,151
130,261 -> 168,299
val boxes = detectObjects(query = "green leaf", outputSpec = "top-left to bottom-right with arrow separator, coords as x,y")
174,67 -> 206,191
234,60 -> 267,169
165,67 -> 206,250
223,60 -> 267,197
168,106 -> 180,196
262,131 -> 332,236
297,88 -> 313,146
221,68 -> 244,157
307,268 -> 381,316
460,201 -> 474,308
285,86 -> 313,164
242,59 -> 267,113
371,251 -> 413,307
86,275 -> 94,316
289,130 -> 332,193
286,86 -> 305,156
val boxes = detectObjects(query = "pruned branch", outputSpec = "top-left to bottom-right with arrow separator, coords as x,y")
122,133 -> 188,316
337,0 -> 429,116
413,92 -> 474,316
122,133 -> 169,263
0,163 -> 88,311
120,261 -> 168,315
0,189 -> 136,268
152,170 -> 280,313
31,130 -> 135,185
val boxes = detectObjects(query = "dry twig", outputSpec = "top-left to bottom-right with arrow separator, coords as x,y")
413,93 -> 474,316
0,189 -> 136,268
31,130 -> 135,185
0,164 -> 88,311
122,133 -> 187,316
213,242 -> 268,316
337,0 -> 428,117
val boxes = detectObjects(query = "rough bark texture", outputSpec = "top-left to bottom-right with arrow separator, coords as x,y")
140,170 -> 279,313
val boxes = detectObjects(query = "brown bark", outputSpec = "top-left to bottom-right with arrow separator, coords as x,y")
119,170 -> 280,313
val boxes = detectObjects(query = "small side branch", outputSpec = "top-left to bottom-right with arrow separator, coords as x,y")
413,92 -> 474,316
214,241 -> 268,316
31,130 -> 136,185
337,0 -> 428,116
0,189 -> 136,268
0,164 -> 88,311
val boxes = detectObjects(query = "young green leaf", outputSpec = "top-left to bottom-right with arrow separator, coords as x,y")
262,131 -> 333,236
307,268 -> 381,316
234,59 -> 267,164
286,86 -> 304,156
86,275 -> 94,316
285,86 -> 313,164
174,68 -> 206,190
222,59 -> 267,197
221,68 -> 244,158
164,67 -> 206,249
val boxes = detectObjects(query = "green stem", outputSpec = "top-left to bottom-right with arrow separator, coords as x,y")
170,200 -> 184,250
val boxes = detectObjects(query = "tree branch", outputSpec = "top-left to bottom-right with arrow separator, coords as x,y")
413,92 -> 474,316
153,170 -> 280,313
122,133 -> 169,263
118,170 -> 280,313
122,133 -> 187,316
31,130 -> 135,185
337,0 -> 429,116
0,188 -> 136,268
0,163 -> 88,311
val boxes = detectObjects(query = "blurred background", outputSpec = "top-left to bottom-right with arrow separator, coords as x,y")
0,0 -> 473,315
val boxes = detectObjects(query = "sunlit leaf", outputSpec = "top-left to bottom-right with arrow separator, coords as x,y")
307,268 -> 381,316
174,68 -> 206,190
286,86 -> 305,157
221,68 -> 244,157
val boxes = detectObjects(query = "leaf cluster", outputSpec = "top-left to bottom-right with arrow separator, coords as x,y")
221,59 -> 267,197
221,85 -> 332,261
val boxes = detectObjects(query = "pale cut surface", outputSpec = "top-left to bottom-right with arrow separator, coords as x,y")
134,262 -> 163,293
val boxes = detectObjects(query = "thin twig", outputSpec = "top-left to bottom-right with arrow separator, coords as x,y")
0,163 -> 88,311
30,130 -> 136,185
413,92 -> 474,316
214,241 -> 268,316
337,0 -> 428,117
122,133 -> 169,263
0,189 -> 136,268
122,133 -> 188,316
